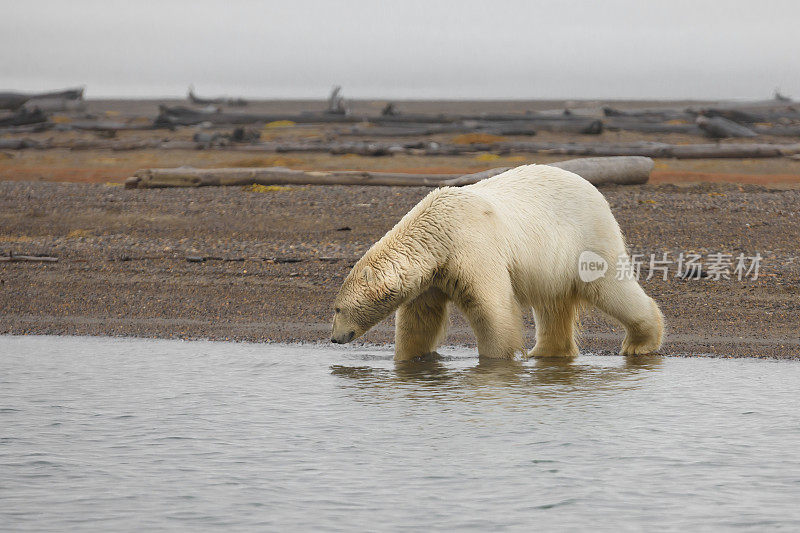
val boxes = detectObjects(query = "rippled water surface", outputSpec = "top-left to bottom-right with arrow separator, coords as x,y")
2,336 -> 800,531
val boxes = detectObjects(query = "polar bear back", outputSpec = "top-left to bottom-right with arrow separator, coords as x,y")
451,164 -> 627,302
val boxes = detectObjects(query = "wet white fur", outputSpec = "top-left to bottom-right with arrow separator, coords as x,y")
331,164 -> 664,360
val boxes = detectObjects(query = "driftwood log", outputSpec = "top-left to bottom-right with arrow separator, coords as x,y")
0,108 -> 47,127
487,141 -> 800,158
664,143 -> 799,158
428,141 -> 800,158
22,97 -> 86,113
0,93 -> 30,111
395,140 -> 800,159
187,86 -> 247,106
605,103 -> 800,128
753,125 -> 800,137
125,156 -> 653,189
338,122 -> 542,137
452,112 -> 584,122
54,120 -> 156,132
602,107 -> 694,122
604,119 -> 702,135
327,86 -> 347,115
370,113 -> 602,130
154,106 -> 363,127
6,134 -> 800,159
696,116 -> 757,138
692,107 -> 800,124
338,118 -> 600,137
127,168 -> 450,188
0,138 -> 38,149
0,122 -> 53,135
0,254 -> 58,263
524,118 -> 602,134
368,113 -> 472,124
0,88 -> 83,110
338,124 -> 472,137
154,105 -> 602,131
440,157 -> 654,186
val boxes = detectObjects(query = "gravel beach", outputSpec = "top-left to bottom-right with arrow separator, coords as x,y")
2,179 -> 798,358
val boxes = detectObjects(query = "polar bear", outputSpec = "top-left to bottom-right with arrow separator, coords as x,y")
331,164 -> 663,359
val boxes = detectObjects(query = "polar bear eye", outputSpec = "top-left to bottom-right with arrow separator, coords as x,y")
335,307 -> 341,314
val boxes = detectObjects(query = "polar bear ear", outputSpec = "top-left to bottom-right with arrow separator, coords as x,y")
362,265 -> 377,285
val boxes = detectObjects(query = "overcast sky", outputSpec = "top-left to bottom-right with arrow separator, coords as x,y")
2,0 -> 798,100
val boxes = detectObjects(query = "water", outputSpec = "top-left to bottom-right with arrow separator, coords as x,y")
1,336 -> 799,531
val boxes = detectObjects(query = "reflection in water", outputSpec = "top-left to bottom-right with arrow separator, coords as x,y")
330,354 -> 663,404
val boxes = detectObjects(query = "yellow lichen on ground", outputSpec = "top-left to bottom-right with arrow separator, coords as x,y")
264,120 -> 296,129
66,229 -> 92,238
243,184 -> 291,193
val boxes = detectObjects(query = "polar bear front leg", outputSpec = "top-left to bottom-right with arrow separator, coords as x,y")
456,276 -> 525,359
527,299 -> 580,358
394,287 -> 449,361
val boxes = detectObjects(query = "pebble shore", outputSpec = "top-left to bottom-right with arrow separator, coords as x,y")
1,180 -> 798,358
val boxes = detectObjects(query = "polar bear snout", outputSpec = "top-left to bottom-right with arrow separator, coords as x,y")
331,329 -> 355,344
331,312 -> 358,344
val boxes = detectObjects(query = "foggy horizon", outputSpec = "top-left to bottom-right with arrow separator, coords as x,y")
2,0 -> 799,101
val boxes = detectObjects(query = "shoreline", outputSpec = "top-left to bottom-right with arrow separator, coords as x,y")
3,327 -> 799,361
3,97 -> 799,358
2,180 -> 798,360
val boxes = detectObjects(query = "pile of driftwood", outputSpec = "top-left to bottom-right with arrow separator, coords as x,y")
153,104 -> 605,134
3,86 -> 800,160
149,90 -> 800,140
603,104 -> 800,138
21,137 -> 799,159
124,156 -> 653,189
0,87 -> 88,134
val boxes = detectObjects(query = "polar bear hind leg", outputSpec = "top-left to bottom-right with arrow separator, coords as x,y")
394,287 -> 449,361
592,278 -> 664,355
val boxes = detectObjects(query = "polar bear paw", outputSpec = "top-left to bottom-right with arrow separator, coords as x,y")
525,342 -> 579,359
620,335 -> 661,356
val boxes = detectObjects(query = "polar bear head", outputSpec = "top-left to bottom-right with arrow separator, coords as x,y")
331,254 -> 405,344
331,189 -> 453,344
